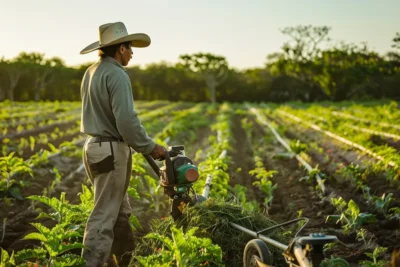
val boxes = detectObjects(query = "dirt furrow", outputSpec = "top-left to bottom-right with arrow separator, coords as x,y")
228,114 -> 260,203
250,120 -> 330,226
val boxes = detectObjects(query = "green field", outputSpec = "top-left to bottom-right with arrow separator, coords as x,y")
1,100 -> 399,266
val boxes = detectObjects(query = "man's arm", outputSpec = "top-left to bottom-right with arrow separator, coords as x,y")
107,69 -> 156,154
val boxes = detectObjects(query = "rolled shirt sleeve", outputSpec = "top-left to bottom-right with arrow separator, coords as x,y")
107,69 -> 156,154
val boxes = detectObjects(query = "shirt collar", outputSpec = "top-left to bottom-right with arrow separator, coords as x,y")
101,56 -> 126,71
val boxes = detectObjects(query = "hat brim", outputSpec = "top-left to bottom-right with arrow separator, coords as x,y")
80,33 -> 151,55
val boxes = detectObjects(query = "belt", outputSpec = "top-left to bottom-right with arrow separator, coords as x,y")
89,136 -> 124,143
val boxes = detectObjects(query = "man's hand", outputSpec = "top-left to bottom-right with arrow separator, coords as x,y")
150,144 -> 166,160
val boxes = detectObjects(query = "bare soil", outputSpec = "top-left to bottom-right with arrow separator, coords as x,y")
228,114 -> 261,203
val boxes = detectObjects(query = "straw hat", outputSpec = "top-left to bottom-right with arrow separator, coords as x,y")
80,22 -> 151,54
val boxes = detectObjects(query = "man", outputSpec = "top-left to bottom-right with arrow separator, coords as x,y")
79,22 -> 166,266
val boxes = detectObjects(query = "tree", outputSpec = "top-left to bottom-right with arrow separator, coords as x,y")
387,32 -> 400,68
0,58 -> 8,101
0,56 -> 28,101
312,42 -> 387,100
392,32 -> 400,50
280,25 -> 331,62
16,52 -> 65,101
266,25 -> 331,101
178,53 -> 228,103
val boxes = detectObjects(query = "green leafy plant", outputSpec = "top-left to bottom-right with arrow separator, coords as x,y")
2,144 -> 8,157
250,157 -> 278,213
28,192 -> 74,224
232,184 -> 260,212
59,141 -> 81,158
357,182 -> 372,202
356,228 -> 374,247
331,197 -> 347,213
290,139 -> 309,154
338,163 -> 368,182
1,248 -> 16,267
48,143 -> 59,153
232,184 -> 247,204
326,198 -> 377,234
389,207 -> 400,221
371,193 -> 393,216
0,152 -> 33,200
16,124 -> 25,133
358,247 -> 389,267
17,137 -> 28,155
134,225 -> 224,267
21,223 -> 85,266
28,187 -> 94,227
320,256 -> 351,267
300,165 -> 325,183
3,186 -> 98,266
27,150 -> 51,167
29,136 -> 36,152
249,157 -> 278,181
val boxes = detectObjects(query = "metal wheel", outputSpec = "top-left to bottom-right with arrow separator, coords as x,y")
243,239 -> 272,267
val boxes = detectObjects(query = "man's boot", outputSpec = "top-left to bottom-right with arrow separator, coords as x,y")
109,213 -> 135,266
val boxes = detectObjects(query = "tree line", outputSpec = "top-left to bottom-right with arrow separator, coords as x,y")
1,25 -> 399,103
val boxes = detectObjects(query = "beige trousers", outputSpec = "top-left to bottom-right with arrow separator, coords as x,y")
82,138 -> 134,267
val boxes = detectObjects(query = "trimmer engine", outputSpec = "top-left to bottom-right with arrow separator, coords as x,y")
159,145 -> 199,195
143,145 -> 201,220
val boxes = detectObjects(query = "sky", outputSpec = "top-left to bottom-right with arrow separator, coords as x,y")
1,0 -> 399,69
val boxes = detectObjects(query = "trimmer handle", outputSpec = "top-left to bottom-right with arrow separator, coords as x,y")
143,154 -> 161,176
142,146 -> 185,185
168,150 -> 181,157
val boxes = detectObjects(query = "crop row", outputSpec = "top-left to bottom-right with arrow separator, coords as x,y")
276,106 -> 400,181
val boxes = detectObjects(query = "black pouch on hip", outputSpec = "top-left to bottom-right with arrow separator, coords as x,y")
89,141 -> 115,174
